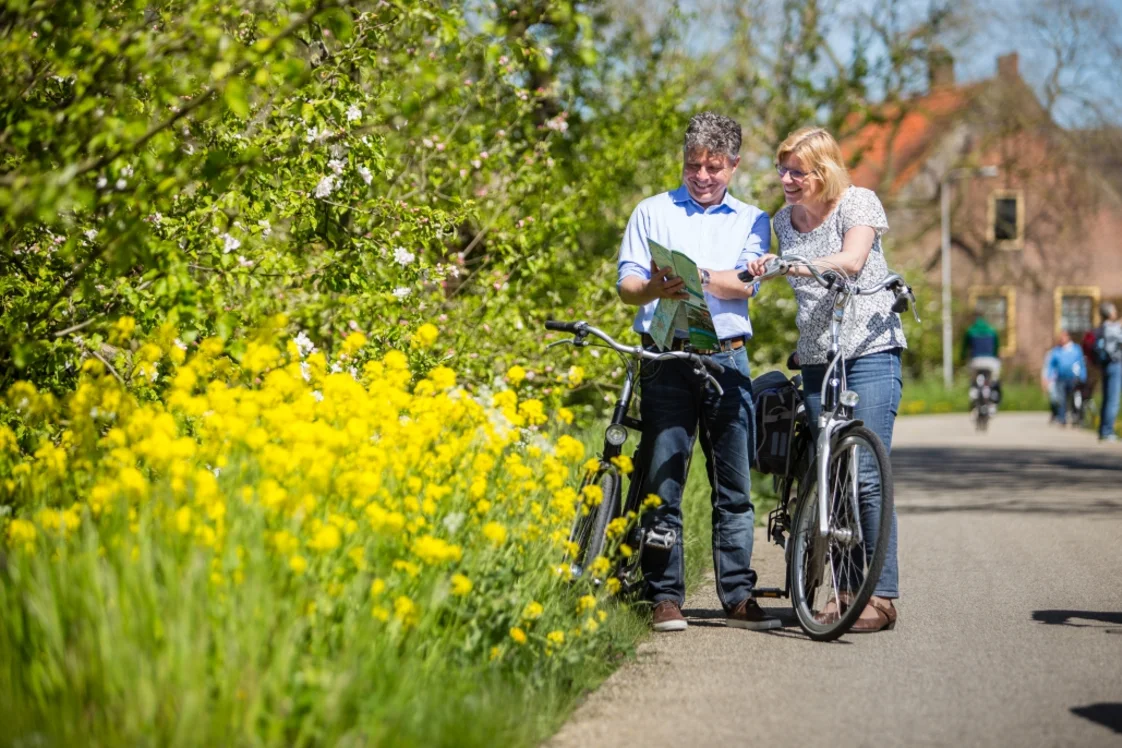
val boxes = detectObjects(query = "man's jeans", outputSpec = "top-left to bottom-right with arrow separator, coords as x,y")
633,345 -> 756,612
1101,361 -> 1122,438
800,349 -> 902,599
1051,379 -> 1078,423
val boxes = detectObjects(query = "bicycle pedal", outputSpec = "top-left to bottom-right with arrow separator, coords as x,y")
644,527 -> 677,551
753,587 -> 785,598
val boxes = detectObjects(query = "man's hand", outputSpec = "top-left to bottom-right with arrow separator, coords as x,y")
618,261 -> 688,306
647,260 -> 688,300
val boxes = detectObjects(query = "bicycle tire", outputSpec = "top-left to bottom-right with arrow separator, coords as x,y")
567,467 -> 620,581
789,425 -> 894,641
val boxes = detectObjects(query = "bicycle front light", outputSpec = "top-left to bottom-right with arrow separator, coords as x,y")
839,390 -> 860,408
605,424 -> 628,447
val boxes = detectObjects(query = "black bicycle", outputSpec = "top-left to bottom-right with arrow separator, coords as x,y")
543,320 -> 725,593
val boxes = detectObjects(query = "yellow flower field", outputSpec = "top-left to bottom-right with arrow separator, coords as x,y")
0,320 -> 633,747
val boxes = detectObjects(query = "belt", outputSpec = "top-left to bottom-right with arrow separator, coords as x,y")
641,334 -> 746,354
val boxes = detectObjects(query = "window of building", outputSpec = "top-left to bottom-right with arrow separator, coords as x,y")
987,189 -> 1024,249
1054,286 -> 1100,341
968,286 -> 1017,355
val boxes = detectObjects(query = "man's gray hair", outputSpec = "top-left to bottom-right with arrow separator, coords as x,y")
684,112 -> 742,161
1102,301 -> 1118,320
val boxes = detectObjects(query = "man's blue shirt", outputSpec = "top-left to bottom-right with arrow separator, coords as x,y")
1044,342 -> 1087,383
617,185 -> 770,340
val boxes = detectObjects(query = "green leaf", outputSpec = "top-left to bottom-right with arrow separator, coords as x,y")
224,78 -> 249,118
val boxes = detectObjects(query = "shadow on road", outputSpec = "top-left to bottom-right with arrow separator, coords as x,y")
1070,703 -> 1122,734
892,446 -> 1122,515
1032,610 -> 1122,632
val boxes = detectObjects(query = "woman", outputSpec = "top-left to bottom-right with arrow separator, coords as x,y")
747,126 -> 905,632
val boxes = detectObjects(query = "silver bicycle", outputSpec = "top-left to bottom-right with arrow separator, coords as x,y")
739,255 -> 919,640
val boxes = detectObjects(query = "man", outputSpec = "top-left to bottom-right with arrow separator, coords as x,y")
1042,330 -> 1087,426
962,312 -> 1002,410
1093,302 -> 1122,442
616,111 -> 778,632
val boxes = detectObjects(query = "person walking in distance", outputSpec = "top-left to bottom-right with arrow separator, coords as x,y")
616,112 -> 779,633
1042,330 -> 1087,426
1093,302 -> 1122,441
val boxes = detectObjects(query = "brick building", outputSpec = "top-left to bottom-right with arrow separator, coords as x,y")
842,52 -> 1122,379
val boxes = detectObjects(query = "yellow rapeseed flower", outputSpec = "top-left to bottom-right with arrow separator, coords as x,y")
509,627 -> 527,645
482,521 -> 507,546
556,407 -> 574,425
412,323 -> 440,349
610,455 -> 633,474
547,630 -> 565,646
411,535 -> 463,565
554,435 -> 585,462
505,365 -> 527,386
450,573 -> 473,596
521,601 -> 544,621
289,555 -> 308,574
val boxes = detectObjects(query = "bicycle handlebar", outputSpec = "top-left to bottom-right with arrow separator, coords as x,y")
737,256 -> 920,320
544,319 -> 582,333
543,320 -> 726,393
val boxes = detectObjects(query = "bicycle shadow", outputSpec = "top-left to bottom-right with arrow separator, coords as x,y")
681,606 -> 852,643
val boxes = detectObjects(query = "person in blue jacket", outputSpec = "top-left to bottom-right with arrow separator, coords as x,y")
1041,330 -> 1087,425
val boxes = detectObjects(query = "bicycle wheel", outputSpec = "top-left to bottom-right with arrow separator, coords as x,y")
790,425 -> 894,641
567,466 -> 620,581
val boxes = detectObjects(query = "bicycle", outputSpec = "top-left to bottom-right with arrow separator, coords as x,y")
969,369 -> 998,432
735,255 -> 919,640
543,320 -> 726,593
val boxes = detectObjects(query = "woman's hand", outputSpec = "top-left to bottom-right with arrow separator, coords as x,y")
745,255 -> 776,281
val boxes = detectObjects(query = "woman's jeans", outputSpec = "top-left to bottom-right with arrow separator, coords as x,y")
800,349 -> 902,599
1101,361 -> 1122,438
632,345 -> 756,612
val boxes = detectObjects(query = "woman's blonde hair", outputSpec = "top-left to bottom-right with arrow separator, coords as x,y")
776,127 -> 851,204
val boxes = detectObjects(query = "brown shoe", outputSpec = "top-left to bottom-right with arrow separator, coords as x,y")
727,598 -> 781,631
849,597 -> 897,633
651,601 -> 687,632
813,591 -> 853,626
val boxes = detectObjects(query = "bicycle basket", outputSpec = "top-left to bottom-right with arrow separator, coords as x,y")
751,370 -> 805,477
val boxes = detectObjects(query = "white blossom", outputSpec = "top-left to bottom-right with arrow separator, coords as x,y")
300,361 -> 311,382
222,233 -> 241,253
393,247 -> 415,265
442,512 -> 466,533
96,176 -> 107,189
346,104 -> 361,122
328,158 -> 346,174
258,219 -> 272,237
237,255 -> 253,268
358,165 -> 372,184
121,165 -> 134,178
392,286 -> 412,300
422,138 -> 434,148
184,144 -> 195,155
84,229 -> 97,241
305,126 -> 320,143
294,331 -> 317,357
311,390 -> 324,402
174,338 -> 187,351
151,212 -> 163,225
315,175 -> 335,198
115,178 -> 127,190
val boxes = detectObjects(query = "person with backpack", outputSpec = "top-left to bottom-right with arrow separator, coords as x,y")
962,313 -> 1003,408
1093,302 -> 1122,441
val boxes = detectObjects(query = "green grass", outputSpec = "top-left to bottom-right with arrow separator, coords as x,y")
899,375 -> 1050,415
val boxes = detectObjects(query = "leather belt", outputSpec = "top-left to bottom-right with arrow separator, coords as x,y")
641,334 -> 746,355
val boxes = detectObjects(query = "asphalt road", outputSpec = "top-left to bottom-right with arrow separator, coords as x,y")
549,412 -> 1122,748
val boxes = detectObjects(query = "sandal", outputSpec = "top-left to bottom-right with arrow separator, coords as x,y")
813,591 -> 853,625
849,597 -> 897,633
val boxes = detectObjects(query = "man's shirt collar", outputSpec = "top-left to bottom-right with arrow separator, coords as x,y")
670,184 -> 741,213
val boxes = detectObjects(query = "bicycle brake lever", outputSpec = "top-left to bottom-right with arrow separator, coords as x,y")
545,339 -> 573,351
910,296 -> 921,324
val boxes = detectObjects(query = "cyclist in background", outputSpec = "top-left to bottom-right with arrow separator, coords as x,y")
962,312 -> 1002,406
1042,330 -> 1087,425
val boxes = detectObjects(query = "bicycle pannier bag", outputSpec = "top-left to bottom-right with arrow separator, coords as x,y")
751,370 -> 803,476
